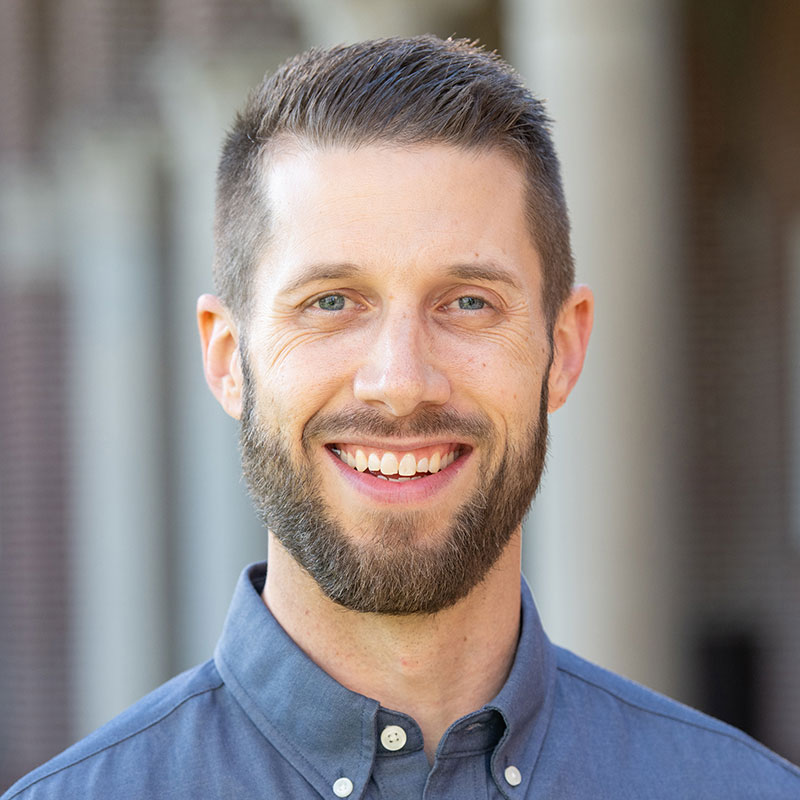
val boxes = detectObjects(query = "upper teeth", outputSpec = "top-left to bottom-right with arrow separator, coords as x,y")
334,447 -> 458,477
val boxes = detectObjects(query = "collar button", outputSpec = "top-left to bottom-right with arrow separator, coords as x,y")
380,724 -> 408,751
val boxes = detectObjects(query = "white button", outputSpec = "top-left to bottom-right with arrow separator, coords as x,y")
504,765 -> 522,787
332,777 -> 353,797
380,724 -> 407,751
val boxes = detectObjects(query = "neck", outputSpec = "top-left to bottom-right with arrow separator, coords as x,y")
263,533 -> 522,762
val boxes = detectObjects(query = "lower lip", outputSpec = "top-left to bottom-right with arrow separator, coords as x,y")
325,447 -> 472,504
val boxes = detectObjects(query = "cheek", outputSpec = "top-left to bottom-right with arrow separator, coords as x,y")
249,329 -> 362,429
437,332 -> 548,407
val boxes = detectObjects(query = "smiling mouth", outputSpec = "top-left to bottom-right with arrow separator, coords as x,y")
328,443 -> 466,482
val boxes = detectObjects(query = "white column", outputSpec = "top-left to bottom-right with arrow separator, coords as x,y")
153,52 -> 274,671
58,129 -> 171,735
290,0 -> 483,44
509,0 -> 687,697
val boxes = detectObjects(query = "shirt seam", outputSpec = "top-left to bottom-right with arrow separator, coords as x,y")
4,679 -> 225,799
375,746 -> 424,758
556,664 -> 800,780
435,746 -> 499,759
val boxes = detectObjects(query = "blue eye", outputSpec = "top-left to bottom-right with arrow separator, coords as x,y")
317,294 -> 346,311
457,296 -> 486,310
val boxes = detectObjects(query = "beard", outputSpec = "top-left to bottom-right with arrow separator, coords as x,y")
239,355 -> 550,615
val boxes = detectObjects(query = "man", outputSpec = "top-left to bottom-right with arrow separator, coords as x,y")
4,35 -> 799,799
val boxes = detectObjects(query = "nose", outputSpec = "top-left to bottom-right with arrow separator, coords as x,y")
353,309 -> 450,417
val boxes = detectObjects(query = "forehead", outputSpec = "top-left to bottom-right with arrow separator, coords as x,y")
255,142 -> 542,296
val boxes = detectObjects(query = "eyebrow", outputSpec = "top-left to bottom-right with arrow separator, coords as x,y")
444,262 -> 523,292
278,260 -> 523,295
279,262 -> 362,295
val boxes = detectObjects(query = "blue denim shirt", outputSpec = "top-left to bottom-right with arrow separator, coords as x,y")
5,562 -> 800,798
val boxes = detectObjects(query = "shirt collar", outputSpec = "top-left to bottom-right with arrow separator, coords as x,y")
215,563 -> 556,798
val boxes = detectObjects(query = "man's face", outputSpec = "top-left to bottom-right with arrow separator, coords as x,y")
238,143 -> 555,614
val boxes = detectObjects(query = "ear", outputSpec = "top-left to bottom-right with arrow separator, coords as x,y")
547,285 -> 594,412
197,294 -> 243,420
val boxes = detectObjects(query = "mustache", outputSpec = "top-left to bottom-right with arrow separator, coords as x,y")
302,406 -> 494,446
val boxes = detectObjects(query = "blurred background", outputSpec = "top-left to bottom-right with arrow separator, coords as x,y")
1,0 -> 799,787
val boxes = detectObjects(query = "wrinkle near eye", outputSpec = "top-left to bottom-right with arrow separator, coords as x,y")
254,326 -> 341,372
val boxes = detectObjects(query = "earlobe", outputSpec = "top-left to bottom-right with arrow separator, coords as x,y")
197,293 -> 243,420
547,285 -> 594,412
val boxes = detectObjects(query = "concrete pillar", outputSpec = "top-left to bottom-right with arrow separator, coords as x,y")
290,0 -> 483,44
508,0 -> 687,697
152,51 -> 277,671
57,129 -> 171,736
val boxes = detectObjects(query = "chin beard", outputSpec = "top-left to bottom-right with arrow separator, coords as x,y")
238,355 -> 549,615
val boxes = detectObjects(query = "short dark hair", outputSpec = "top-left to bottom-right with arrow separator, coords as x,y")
214,35 -> 574,329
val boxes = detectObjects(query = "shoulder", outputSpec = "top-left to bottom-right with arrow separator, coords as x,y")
2,660 -> 225,799
549,647 -> 800,796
